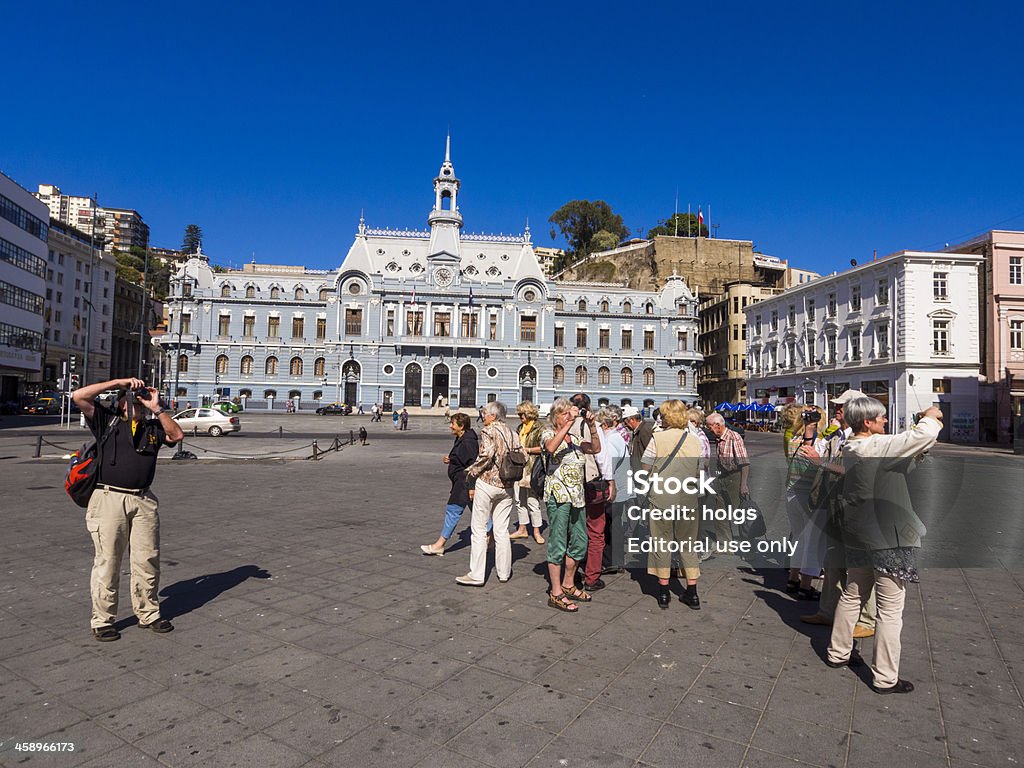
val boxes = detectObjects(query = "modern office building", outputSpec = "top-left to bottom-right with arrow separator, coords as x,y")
0,172 -> 47,402
746,250 -> 984,442
156,143 -> 702,411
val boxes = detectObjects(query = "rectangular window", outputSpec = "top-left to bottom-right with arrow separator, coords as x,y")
933,319 -> 949,355
621,328 -> 632,350
243,316 -> 255,337
576,326 -> 588,349
877,322 -> 890,356
520,315 -> 536,343
850,285 -> 861,312
598,327 -> 609,349
460,312 -> 478,338
182,282 -> 192,298
849,331 -> 861,361
181,314 -> 192,335
788,305 -> 795,326
933,272 -> 948,300
827,292 -> 836,317
643,329 -> 655,351
406,310 -> 424,335
488,313 -> 498,341
755,315 -> 762,335
1010,257 -> 1023,285
733,325 -> 740,342
770,311 -> 778,331
434,311 -> 451,337
677,331 -> 688,351
267,316 -> 280,338
316,317 -> 326,339
826,334 -> 836,364
386,308 -> 395,336
1011,319 -> 1024,350
733,297 -> 739,314
877,279 -> 889,306
553,326 -> 564,348
933,378 -> 952,394
292,316 -> 305,338
341,309 -> 359,336
806,297 -> 815,318
57,273 -> 63,285
218,315 -> 230,336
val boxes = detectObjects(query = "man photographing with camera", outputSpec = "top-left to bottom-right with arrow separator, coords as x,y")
72,377 -> 185,642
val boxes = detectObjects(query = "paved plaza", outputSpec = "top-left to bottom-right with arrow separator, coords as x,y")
0,414 -> 1022,767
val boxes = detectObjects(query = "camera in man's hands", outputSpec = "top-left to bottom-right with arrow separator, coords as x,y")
578,408 -> 591,421
802,409 -> 822,424
131,387 -> 150,400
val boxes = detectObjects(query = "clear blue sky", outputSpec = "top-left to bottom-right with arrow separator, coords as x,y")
3,1 -> 1023,275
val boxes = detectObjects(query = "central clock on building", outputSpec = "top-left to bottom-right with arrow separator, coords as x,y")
434,267 -> 455,288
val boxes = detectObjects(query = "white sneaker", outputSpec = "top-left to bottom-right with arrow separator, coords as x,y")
455,574 -> 485,587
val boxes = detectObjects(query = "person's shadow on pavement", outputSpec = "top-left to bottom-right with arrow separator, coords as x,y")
158,565 -> 272,620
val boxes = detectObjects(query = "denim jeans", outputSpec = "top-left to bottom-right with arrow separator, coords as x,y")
441,502 -> 492,540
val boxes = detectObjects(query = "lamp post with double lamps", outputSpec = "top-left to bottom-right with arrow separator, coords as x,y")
169,269 -> 197,460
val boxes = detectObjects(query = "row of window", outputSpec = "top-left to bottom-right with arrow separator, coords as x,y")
183,354 -> 329,377
753,280 -> 892,334
753,323 -> 895,372
551,365 -> 687,388
1,236 -> 46,278
0,321 -> 43,351
217,285 -> 333,301
0,280 -> 44,315
554,297 -> 676,315
0,193 -> 48,241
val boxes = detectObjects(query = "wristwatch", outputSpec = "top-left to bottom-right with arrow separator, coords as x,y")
153,407 -> 166,416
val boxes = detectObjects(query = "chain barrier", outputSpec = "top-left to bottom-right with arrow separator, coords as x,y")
178,439 -> 315,459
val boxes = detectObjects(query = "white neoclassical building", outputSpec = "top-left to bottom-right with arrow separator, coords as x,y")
746,250 -> 984,442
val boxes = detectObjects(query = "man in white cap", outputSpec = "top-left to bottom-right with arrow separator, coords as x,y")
622,405 -> 655,473
799,389 -> 876,637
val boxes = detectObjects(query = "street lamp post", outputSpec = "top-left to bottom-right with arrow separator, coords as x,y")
137,245 -> 151,378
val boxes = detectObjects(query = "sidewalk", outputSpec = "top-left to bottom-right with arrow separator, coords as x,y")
0,431 -> 1021,767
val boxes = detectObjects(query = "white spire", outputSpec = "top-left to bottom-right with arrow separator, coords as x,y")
445,131 -> 451,163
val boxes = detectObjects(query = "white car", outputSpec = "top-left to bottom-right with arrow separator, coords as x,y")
173,407 -> 241,436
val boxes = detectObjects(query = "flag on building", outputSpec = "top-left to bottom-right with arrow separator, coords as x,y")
698,207 -> 704,228
468,287 -> 474,306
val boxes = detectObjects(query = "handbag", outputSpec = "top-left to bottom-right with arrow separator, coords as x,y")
529,448 -> 549,498
64,396 -> 123,508
497,428 -> 528,484
736,493 -> 767,540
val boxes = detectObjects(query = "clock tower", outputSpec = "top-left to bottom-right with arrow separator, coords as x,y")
427,133 -> 462,266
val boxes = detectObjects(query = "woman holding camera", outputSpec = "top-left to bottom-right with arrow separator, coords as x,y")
784,404 -> 829,599
826,397 -> 941,694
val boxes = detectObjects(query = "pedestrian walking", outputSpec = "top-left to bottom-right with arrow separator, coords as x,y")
359,426 -> 368,445
392,411 -> 400,430
400,408 -> 409,431
71,377 -> 185,642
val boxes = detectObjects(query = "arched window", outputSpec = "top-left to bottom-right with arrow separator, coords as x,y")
290,356 -> 303,376
575,365 -> 588,385
577,298 -> 587,311
643,368 -> 655,387
314,357 -> 325,377
645,302 -> 654,314
265,356 -> 278,375
270,286 -> 280,299
600,300 -> 609,313
294,287 -> 305,301
178,354 -> 188,373
553,364 -> 564,385
678,370 -> 687,388
598,366 -> 610,385
245,285 -> 255,299
239,388 -> 252,398
221,284 -> 231,298
319,288 -> 329,301
216,354 -> 229,375
555,298 -> 564,311
240,355 -> 253,375
623,300 -> 632,314
264,389 -> 276,400
621,367 -> 633,386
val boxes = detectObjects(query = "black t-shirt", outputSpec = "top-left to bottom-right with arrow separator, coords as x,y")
88,400 -> 167,490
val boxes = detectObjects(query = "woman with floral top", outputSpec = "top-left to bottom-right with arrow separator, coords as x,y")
541,398 -> 602,612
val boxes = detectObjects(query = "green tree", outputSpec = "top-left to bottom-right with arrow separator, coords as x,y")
548,200 -> 628,261
180,224 -> 203,254
590,230 -> 620,253
647,212 -> 707,238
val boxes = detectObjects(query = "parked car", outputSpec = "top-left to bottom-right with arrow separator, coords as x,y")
22,397 -> 60,415
212,400 -> 242,413
173,407 -> 240,436
316,402 -> 353,415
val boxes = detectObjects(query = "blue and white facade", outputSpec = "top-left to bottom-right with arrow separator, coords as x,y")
158,144 -> 702,411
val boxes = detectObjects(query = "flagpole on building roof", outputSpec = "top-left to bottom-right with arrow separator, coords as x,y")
674,189 -> 679,237
687,203 -> 691,237
709,204 -> 712,238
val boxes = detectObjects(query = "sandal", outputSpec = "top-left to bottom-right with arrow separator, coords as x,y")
785,580 -> 800,594
798,587 -> 821,601
534,535 -> 546,544
562,585 -> 592,602
548,593 -> 578,612
92,626 -> 120,642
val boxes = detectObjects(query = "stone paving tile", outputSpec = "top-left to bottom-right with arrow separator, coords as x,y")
524,734 -> 636,768
640,724 -> 749,768
100,690 -> 208,743
336,637 -> 420,672
385,690 -> 486,745
945,723 -> 1024,766
213,680 -> 318,730
73,744 -> 164,767
738,748 -> 825,767
749,710 -> 850,767
1,695 -> 89,740
688,669 -> 775,710
333,674 -> 429,719
275,657 -> 374,700
846,734 -> 949,768
57,670 -> 166,717
263,703 -> 373,758
562,702 -> 662,760
849,693 -> 948,757
433,666 -> 525,710
666,693 -> 764,744
1,719 -> 130,767
193,733 -> 311,768
532,659 -> 621,700
383,650 -> 470,689
134,708 -> 254,765
474,645 -> 557,682
445,712 -> 553,768
491,682 -> 590,734
319,722 -> 433,768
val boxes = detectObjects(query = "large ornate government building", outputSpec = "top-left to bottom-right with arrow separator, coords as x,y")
158,143 -> 702,411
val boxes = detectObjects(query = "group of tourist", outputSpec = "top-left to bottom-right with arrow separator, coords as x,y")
419,388 -> 941,696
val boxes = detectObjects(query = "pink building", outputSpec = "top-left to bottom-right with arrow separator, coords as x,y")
948,230 -> 1024,442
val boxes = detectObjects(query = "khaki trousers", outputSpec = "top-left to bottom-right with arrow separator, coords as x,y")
468,480 -> 513,582
514,486 -> 544,528
827,568 -> 905,688
85,488 -> 162,629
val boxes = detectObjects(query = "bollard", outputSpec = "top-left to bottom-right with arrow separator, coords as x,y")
193,426 -> 198,438
35,435 -> 42,458
312,439 -> 319,460
350,429 -> 355,445
278,426 -> 283,438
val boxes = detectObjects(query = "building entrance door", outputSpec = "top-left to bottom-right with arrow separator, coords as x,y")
404,363 -> 422,407
432,363 -> 449,407
459,365 -> 477,408
520,365 -> 537,404
342,361 -> 361,407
